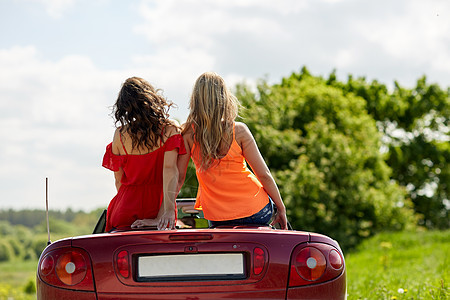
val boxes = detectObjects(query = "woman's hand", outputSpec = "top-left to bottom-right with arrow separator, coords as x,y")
131,212 -> 176,230
270,208 -> 288,230
131,218 -> 158,229
156,210 -> 176,230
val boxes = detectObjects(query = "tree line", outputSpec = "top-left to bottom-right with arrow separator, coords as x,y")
0,209 -> 101,262
0,208 -> 97,228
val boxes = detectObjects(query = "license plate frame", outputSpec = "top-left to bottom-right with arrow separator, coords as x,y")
136,252 -> 247,282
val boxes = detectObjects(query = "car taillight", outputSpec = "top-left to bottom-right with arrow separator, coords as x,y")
295,247 -> 326,281
329,249 -> 343,270
38,247 -> 94,291
40,254 -> 54,276
289,243 -> 344,287
56,251 -> 88,285
116,250 -> 130,278
253,247 -> 265,275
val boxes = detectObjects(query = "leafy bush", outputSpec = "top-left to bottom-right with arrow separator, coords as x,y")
0,221 -> 14,236
0,240 -> 15,262
329,74 -> 450,229
236,68 -> 417,250
23,248 -> 37,261
31,237 -> 49,259
23,278 -> 36,295
6,238 -> 25,259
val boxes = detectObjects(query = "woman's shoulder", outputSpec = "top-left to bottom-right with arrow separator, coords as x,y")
234,121 -> 248,131
234,122 -> 252,138
167,119 -> 181,127
113,127 -> 124,138
164,119 -> 182,137
180,122 -> 194,137
111,128 -> 125,155
162,120 -> 187,154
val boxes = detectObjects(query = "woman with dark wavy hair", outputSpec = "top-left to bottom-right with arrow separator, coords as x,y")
102,77 -> 186,231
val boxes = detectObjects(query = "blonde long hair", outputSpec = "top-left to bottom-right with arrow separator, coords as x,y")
184,72 -> 239,171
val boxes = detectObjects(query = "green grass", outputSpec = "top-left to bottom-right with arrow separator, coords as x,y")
0,260 -> 36,300
346,230 -> 449,300
0,260 -> 37,286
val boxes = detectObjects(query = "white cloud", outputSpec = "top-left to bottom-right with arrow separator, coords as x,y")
135,0 -> 309,44
354,0 -> 450,81
22,0 -> 78,18
132,0 -> 450,89
134,1 -> 296,55
130,47 -> 215,92
132,0 -> 309,95
0,45 -> 122,210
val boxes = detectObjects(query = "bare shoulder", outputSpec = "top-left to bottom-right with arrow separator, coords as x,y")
180,123 -> 194,140
235,121 -> 249,133
234,122 -> 253,143
111,128 -> 123,155
164,119 -> 182,137
168,119 -> 181,128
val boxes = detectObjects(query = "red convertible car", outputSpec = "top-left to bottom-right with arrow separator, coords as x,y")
37,199 -> 346,299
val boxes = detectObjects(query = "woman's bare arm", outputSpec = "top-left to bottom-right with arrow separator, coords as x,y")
113,169 -> 123,191
159,149 -> 179,230
111,128 -> 124,191
176,127 -> 192,195
158,124 -> 181,230
236,122 -> 288,229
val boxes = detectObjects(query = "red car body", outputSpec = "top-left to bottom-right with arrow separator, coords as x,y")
37,199 -> 346,299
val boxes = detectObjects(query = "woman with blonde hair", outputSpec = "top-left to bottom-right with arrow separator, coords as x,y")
103,77 -> 186,232
178,72 -> 288,229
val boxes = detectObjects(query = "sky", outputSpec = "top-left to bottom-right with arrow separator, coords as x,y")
0,0 -> 449,212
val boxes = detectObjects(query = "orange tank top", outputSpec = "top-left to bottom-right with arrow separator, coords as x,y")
191,123 -> 269,221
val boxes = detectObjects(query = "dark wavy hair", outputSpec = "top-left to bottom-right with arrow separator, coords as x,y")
113,77 -> 173,150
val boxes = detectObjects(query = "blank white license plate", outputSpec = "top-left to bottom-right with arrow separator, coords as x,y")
137,253 -> 245,281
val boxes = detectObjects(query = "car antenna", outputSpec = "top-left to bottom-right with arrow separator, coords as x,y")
46,177 -> 51,245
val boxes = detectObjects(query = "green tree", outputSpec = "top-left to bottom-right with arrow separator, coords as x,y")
23,248 -> 37,261
31,238 -> 48,259
329,74 -> 450,228
34,217 -> 78,236
0,239 -> 15,262
0,221 -> 14,236
6,238 -> 25,260
236,67 -> 416,249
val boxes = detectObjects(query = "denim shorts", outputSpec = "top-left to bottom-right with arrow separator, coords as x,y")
209,198 -> 274,228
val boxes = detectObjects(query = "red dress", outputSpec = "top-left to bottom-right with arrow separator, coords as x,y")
102,134 -> 186,232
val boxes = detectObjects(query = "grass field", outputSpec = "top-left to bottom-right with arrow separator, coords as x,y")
345,230 -> 449,299
0,230 -> 448,300
0,260 -> 36,300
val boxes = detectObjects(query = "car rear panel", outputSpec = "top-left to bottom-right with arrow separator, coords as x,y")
36,281 -> 97,300
286,270 -> 346,300
96,290 -> 286,299
72,228 -> 311,299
